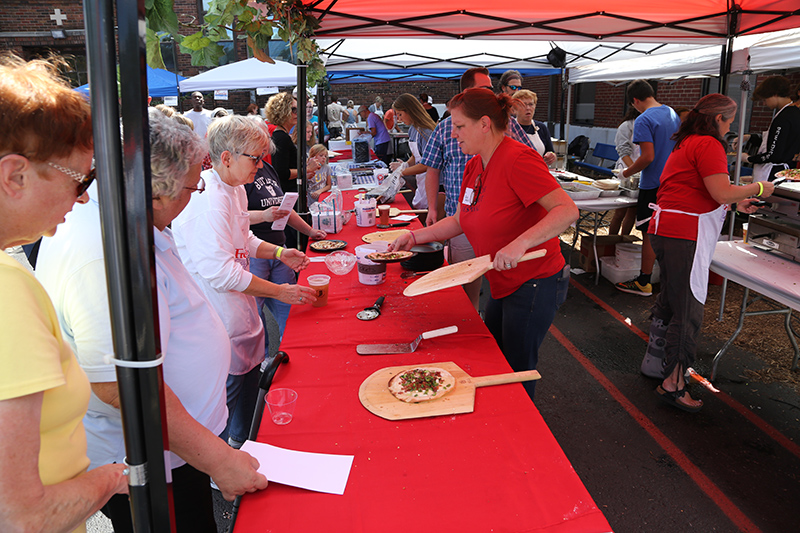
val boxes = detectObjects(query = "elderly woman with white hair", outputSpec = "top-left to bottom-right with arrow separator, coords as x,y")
172,115 -> 314,449
36,109 -> 269,532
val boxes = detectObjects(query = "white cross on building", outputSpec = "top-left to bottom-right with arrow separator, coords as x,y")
50,9 -> 68,26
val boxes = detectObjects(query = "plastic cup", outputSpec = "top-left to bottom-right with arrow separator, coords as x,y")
266,388 -> 297,425
378,204 -> 390,225
307,274 -> 330,307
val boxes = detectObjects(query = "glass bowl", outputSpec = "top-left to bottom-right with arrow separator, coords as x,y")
324,251 -> 357,275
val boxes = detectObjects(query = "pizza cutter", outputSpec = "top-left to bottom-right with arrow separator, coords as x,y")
357,295 -> 385,321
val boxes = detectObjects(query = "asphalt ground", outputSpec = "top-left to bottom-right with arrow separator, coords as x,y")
533,243 -> 800,533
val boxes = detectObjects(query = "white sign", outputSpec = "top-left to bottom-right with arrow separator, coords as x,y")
256,87 -> 279,95
214,89 -> 229,100
163,96 -> 178,106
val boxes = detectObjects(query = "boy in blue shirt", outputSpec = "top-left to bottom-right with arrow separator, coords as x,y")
618,79 -> 681,297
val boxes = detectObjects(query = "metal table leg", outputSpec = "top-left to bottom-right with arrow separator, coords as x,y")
711,287 -> 800,380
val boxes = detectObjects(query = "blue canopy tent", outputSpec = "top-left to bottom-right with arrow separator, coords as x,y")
328,67 -> 559,83
75,65 -> 185,97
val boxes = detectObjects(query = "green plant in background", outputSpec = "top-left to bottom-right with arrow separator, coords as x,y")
145,0 -> 326,87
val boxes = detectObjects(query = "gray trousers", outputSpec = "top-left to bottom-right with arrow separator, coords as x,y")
650,234 -> 705,378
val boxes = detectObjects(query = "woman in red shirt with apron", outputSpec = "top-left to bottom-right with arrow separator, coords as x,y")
646,94 -> 774,412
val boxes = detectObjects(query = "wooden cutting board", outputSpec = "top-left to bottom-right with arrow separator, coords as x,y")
361,229 -> 411,243
403,249 -> 547,297
358,361 -> 540,420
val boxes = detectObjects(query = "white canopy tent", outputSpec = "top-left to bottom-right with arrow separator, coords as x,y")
568,28 -> 800,84
318,38 -> 708,74
178,58 -> 298,92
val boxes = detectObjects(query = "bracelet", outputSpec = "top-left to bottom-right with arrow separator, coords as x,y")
756,181 -> 764,197
275,246 -> 284,260
410,232 -> 417,246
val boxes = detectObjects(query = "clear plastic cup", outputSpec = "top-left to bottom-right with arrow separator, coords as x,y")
266,388 -> 297,425
307,274 -> 330,307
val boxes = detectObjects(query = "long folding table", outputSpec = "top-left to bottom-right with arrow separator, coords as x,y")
233,190 -> 611,532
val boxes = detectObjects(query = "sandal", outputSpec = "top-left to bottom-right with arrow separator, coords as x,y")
655,385 -> 703,413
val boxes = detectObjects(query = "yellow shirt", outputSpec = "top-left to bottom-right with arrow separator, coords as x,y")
0,251 -> 91,532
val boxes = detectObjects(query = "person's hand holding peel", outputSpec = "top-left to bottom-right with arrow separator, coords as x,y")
492,240 -> 528,271
389,231 -> 416,252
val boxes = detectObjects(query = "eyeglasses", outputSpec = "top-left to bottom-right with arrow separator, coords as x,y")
521,101 -> 536,108
184,177 -> 205,194
47,161 -> 96,197
291,107 -> 298,113
237,151 -> 265,163
507,85 -> 522,91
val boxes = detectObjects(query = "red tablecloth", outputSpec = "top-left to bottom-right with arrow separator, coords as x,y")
234,192 -> 611,533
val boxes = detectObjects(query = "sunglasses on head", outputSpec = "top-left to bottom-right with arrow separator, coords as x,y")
47,161 -> 96,197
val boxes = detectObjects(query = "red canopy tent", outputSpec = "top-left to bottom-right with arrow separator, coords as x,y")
302,0 -> 800,43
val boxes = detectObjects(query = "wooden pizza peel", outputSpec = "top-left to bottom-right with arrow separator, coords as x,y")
388,207 -> 427,217
358,361 -> 540,420
403,249 -> 547,297
361,229 -> 410,243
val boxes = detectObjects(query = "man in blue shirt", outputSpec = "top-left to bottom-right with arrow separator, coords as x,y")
359,104 -> 391,164
618,79 -> 681,297
420,67 -> 538,309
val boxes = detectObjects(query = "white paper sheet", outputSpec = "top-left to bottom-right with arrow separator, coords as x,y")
240,440 -> 354,495
392,214 -> 417,222
271,192 -> 298,231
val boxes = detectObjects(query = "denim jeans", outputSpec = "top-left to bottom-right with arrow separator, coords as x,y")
249,257 -> 296,346
484,267 -> 569,400
220,364 -> 262,446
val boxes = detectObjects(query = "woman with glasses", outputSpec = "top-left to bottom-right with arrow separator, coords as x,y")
0,53 -> 127,532
36,109 -> 269,531
511,90 -> 557,166
391,88 -> 577,400
498,69 -> 523,96
172,115 -> 315,450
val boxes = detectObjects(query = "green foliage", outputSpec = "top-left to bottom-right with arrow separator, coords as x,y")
145,0 -> 326,85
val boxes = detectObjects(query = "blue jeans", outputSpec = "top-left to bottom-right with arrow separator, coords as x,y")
220,364 -> 262,446
484,267 -> 569,400
249,257 -> 296,348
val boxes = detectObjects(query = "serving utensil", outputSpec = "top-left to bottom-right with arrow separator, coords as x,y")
403,249 -> 547,297
356,326 -> 458,355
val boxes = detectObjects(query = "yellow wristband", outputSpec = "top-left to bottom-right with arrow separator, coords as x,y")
756,181 -> 764,197
275,246 -> 284,260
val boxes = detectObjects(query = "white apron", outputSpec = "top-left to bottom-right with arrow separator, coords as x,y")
753,102 -> 792,183
409,140 -> 428,209
650,203 -> 727,304
527,131 -> 546,156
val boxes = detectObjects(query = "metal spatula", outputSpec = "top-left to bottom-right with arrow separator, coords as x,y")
356,326 -> 458,355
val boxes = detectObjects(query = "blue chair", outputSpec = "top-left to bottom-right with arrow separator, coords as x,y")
573,142 -> 619,177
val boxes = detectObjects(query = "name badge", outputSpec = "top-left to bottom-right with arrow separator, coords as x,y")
463,188 -> 475,205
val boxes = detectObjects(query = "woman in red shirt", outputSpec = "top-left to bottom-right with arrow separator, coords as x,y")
647,94 -> 774,412
392,88 -> 577,399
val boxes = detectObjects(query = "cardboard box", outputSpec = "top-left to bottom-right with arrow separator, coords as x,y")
579,235 -> 639,273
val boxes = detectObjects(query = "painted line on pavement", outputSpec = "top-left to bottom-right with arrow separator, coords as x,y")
569,276 -> 800,462
550,324 -> 762,533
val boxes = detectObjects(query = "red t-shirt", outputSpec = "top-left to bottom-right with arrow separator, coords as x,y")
648,135 -> 728,241
459,137 -> 565,299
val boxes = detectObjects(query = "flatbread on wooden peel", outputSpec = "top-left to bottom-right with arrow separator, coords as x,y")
388,367 -> 456,403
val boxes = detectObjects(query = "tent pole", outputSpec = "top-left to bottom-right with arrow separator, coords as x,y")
83,0 -> 173,530
718,66 -> 752,322
297,64 -> 309,249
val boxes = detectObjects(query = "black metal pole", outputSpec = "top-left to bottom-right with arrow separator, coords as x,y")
83,0 -> 173,531
296,64 -> 309,249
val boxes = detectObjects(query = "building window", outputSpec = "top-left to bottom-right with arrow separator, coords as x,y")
574,83 -> 595,125
23,47 -> 88,87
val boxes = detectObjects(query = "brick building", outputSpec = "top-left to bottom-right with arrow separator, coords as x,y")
2,1 -> 797,139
